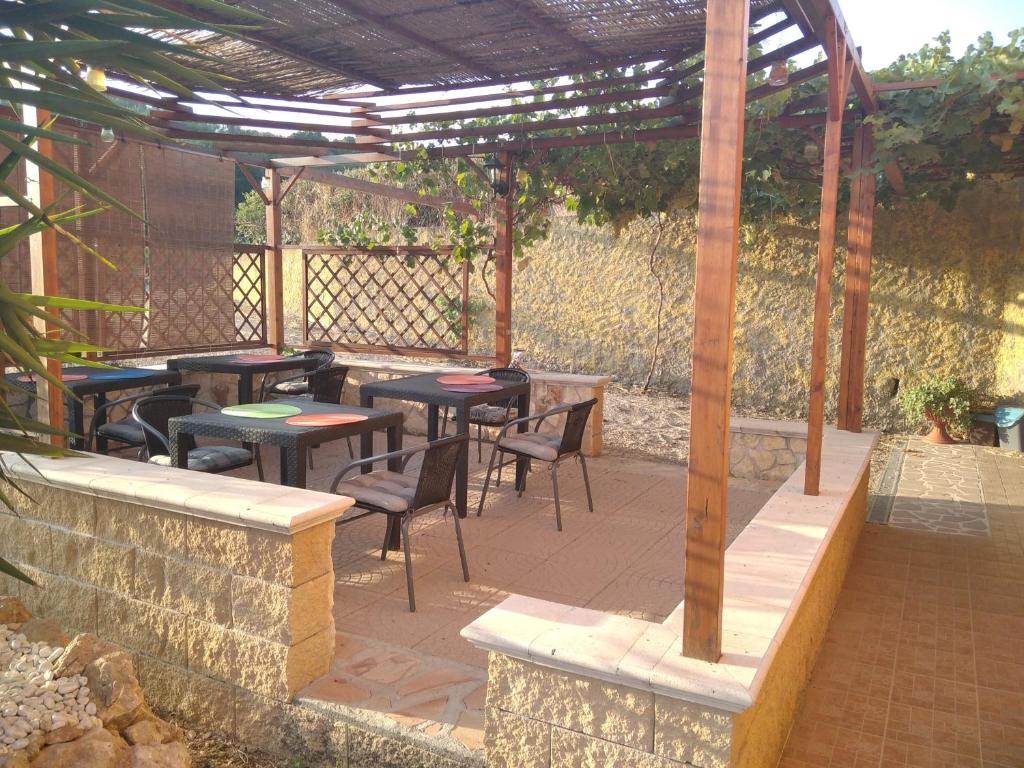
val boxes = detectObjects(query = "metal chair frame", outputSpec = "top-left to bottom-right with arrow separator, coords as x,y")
440,367 -> 531,462
330,434 -> 469,612
85,383 -> 201,455
477,399 -> 597,532
257,349 -> 336,402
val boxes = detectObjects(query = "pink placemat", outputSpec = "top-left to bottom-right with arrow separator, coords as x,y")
234,354 -> 287,363
285,413 -> 369,427
442,384 -> 504,393
437,374 -> 496,385
17,373 -> 89,383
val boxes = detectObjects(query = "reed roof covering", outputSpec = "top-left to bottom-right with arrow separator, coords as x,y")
168,0 -> 782,95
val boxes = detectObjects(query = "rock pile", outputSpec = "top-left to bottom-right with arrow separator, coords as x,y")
0,597 -> 192,768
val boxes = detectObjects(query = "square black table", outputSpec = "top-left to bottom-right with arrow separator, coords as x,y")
359,372 -> 531,519
167,354 -> 317,405
6,365 -> 181,450
167,398 -> 403,488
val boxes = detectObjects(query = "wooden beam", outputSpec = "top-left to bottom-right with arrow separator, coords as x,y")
24,106 -> 66,447
837,125 -> 876,432
281,167 -> 481,219
417,125 -> 700,159
237,162 -> 270,205
265,169 -> 285,352
499,0 -> 602,60
281,167 -> 306,200
804,16 -> 850,496
683,0 -> 751,663
494,152 -> 515,367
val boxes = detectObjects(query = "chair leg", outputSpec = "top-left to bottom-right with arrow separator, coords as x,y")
477,444 -> 500,517
450,504 -> 470,582
579,454 -> 594,513
401,514 -> 416,612
551,462 -> 562,532
381,517 -> 394,561
345,436 -> 354,457
440,406 -> 449,438
255,448 -> 265,482
308,449 -> 315,469
496,453 -> 503,487
476,423 -> 483,463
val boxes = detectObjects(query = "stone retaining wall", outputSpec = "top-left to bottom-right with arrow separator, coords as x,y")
728,418 -> 808,481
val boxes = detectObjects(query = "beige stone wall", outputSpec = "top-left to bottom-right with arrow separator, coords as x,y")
0,478 -> 336,740
728,428 -> 807,481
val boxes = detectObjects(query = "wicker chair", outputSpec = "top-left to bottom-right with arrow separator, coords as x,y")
258,350 -> 336,401
331,434 -> 469,612
132,395 -> 258,478
477,399 -> 597,531
86,384 -> 200,455
440,367 -> 531,461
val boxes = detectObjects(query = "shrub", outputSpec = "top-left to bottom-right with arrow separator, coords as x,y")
898,376 -> 974,436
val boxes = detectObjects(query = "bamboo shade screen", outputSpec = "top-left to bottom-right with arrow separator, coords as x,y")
2,126 -> 265,357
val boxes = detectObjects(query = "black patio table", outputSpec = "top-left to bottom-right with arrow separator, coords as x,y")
166,353 -> 317,406
359,372 -> 531,520
167,398 -> 403,488
6,365 -> 181,450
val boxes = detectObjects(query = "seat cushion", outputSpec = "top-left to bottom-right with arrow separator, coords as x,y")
334,470 -> 418,513
468,404 -> 514,425
270,379 -> 309,395
149,446 -> 253,473
97,418 -> 144,446
498,432 -> 561,461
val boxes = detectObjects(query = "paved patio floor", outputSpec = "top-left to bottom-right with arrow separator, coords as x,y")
781,441 -> 1024,768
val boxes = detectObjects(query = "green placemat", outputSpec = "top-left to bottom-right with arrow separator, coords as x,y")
221,403 -> 303,419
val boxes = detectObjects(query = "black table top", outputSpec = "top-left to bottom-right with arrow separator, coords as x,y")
167,354 -> 316,375
169,398 -> 401,448
360,372 -> 530,408
5,366 -> 180,397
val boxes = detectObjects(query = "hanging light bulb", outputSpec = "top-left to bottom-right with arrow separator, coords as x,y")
86,66 -> 107,92
100,127 -> 115,143
803,142 -> 819,162
767,61 -> 789,87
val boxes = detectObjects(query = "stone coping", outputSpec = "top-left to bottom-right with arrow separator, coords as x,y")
337,357 -> 612,387
729,417 -> 808,438
0,452 -> 353,534
461,426 -> 877,713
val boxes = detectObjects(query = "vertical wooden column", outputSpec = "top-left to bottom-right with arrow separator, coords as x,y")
682,0 -> 750,662
494,152 -> 515,367
803,18 -> 850,496
837,126 -> 877,432
25,106 -> 66,446
264,168 -> 285,352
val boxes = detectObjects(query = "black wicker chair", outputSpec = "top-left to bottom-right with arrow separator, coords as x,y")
86,384 -> 200,455
477,398 -> 597,531
440,367 -> 531,461
132,394 -> 259,478
331,434 -> 469,612
258,350 -> 336,401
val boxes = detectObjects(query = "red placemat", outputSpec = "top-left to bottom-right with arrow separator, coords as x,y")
234,354 -> 287,363
437,374 -> 496,385
285,413 -> 369,427
442,384 -> 505,393
17,373 -> 89,383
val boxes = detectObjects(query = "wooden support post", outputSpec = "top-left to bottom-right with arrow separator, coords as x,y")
25,107 -> 66,446
837,125 -> 876,432
682,0 -> 750,662
494,152 -> 515,367
265,169 -> 285,351
804,18 -> 850,495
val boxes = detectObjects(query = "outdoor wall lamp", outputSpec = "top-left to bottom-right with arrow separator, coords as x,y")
100,127 -> 115,143
767,61 -> 789,87
484,154 -> 508,197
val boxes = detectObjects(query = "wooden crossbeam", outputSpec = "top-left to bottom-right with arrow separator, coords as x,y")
499,0 -> 602,60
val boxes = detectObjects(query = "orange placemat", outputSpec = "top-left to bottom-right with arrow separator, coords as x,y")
234,354 -> 287,363
437,375 -> 496,385
285,413 -> 369,427
17,373 -> 89,383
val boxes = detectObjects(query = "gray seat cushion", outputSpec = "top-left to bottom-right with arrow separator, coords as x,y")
334,470 -> 418,513
149,446 -> 253,473
97,418 -> 144,446
270,379 -> 309,395
498,432 -> 561,461
468,404 -> 513,425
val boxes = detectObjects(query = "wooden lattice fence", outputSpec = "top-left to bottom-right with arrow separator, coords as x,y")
303,246 -> 470,356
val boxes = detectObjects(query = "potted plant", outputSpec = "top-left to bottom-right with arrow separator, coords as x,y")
898,376 -> 974,444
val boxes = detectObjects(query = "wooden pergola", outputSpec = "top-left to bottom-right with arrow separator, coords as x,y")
32,0 -> 893,662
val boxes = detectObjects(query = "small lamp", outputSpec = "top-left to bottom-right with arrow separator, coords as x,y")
803,142 -> 819,162
100,127 -> 115,143
768,61 -> 789,87
86,67 -> 107,92
483,154 -> 508,197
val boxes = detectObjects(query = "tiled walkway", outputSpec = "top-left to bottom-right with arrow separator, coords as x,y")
781,443 -> 1024,768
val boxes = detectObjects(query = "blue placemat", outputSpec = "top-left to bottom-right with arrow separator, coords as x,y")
87,368 -> 154,381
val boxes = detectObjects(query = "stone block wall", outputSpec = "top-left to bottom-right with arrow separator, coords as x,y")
728,419 -> 808,481
0,454 -> 346,756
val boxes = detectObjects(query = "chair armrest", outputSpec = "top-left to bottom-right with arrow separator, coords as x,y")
329,443 -> 430,492
495,403 -> 573,439
85,391 -> 147,451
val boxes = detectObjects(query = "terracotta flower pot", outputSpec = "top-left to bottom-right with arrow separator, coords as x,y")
924,413 -> 957,444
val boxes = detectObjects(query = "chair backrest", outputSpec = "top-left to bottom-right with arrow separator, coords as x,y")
302,349 -> 336,371
483,367 -> 530,409
556,398 -> 598,456
412,435 -> 467,509
132,395 -> 196,457
309,365 -> 349,404
89,383 -> 201,446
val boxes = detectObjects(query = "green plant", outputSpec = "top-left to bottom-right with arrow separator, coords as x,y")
898,376 -> 975,436
0,0 -> 255,584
